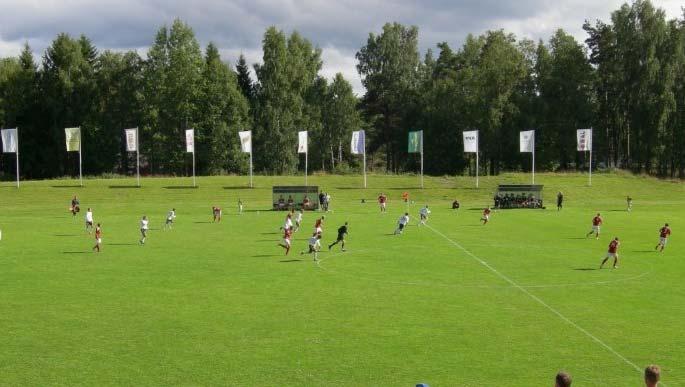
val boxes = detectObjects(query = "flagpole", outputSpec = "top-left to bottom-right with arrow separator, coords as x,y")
475,152 -> 479,189
305,151 -> 308,186
420,131 -> 424,189
192,147 -> 196,187
363,139 -> 367,189
249,150 -> 253,188
589,128 -> 592,187
79,127 -> 83,187
531,133 -> 535,185
136,127 -> 140,188
15,128 -> 19,188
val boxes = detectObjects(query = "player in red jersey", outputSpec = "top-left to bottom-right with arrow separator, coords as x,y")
92,223 -> 102,253
212,206 -> 222,222
378,193 -> 387,212
481,207 -> 492,224
655,223 -> 671,252
314,215 -> 325,235
600,237 -> 620,269
586,213 -> 603,239
278,227 -> 293,255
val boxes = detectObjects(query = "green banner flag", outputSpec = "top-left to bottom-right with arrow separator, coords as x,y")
408,130 -> 422,153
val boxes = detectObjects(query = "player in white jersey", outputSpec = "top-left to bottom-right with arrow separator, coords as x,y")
395,213 -> 410,235
301,233 -> 322,261
281,213 -> 293,231
294,210 -> 303,232
238,199 -> 243,214
418,205 -> 431,226
164,208 -> 176,230
139,216 -> 149,245
85,208 -> 94,233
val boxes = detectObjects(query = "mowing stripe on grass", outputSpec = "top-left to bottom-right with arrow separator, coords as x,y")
425,223 -> 645,376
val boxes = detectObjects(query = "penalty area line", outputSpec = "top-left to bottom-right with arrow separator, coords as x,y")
424,223 -> 644,376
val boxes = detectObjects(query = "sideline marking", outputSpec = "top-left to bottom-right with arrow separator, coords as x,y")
424,223 -> 645,375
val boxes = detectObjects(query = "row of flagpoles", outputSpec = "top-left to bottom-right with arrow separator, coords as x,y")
1,127 -> 593,188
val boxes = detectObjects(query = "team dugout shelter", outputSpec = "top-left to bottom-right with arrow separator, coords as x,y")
273,186 -> 319,211
494,184 -> 544,209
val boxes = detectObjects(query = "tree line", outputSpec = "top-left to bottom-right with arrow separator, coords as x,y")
1,0 -> 684,179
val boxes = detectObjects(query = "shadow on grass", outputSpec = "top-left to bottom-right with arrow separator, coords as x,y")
252,254 -> 277,258
606,209 -> 629,212
62,251 -> 89,254
163,186 -> 198,189
108,185 -> 141,189
573,268 -> 598,271
193,221 -> 213,224
567,237 -> 588,240
280,259 -> 302,263
261,232 -> 279,235
257,239 -> 276,242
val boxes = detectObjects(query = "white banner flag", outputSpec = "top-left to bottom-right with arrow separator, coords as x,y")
65,127 -> 81,152
577,129 -> 592,151
351,130 -> 365,155
298,131 -> 308,154
520,130 -> 535,153
463,130 -> 478,153
239,130 -> 252,153
185,129 -> 195,153
1,128 -> 18,153
124,128 -> 137,152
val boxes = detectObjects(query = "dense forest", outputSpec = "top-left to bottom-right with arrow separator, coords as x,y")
1,0 -> 684,179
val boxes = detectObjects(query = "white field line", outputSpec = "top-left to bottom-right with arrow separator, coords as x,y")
424,223 -> 645,375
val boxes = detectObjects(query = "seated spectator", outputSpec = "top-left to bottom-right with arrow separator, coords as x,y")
555,371 -> 572,387
303,195 -> 311,210
452,199 -> 460,209
645,365 -> 660,387
278,195 -> 286,209
287,195 -> 294,209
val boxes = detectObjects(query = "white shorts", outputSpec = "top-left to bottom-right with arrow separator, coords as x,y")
592,225 -> 600,232
660,237 -> 668,245
96,238 -> 102,244
282,238 -> 291,246
315,227 -> 323,234
605,252 -> 617,258
484,215 -> 490,220
380,203 -> 386,208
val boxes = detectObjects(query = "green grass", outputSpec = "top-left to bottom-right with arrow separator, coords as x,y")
0,172 -> 683,386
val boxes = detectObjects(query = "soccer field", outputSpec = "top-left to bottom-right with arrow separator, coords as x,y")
0,173 -> 682,386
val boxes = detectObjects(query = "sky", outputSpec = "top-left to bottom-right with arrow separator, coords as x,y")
0,0 -> 682,95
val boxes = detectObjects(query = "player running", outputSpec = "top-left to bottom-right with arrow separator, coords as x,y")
92,223 -> 102,253
586,213 -> 603,239
627,196 -> 633,212
314,215 -> 325,235
85,208 -> 94,233
600,237 -> 620,269
328,222 -> 349,251
70,195 -> 80,217
481,207 -> 492,225
655,223 -> 671,252
238,199 -> 243,214
378,193 -> 387,212
164,208 -> 176,230
212,206 -> 222,222
301,233 -> 322,261
418,205 -> 431,226
294,209 -> 303,232
278,227 -> 293,255
395,213 -> 410,235
281,212 -> 293,231
557,192 -> 563,211
139,215 -> 149,245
